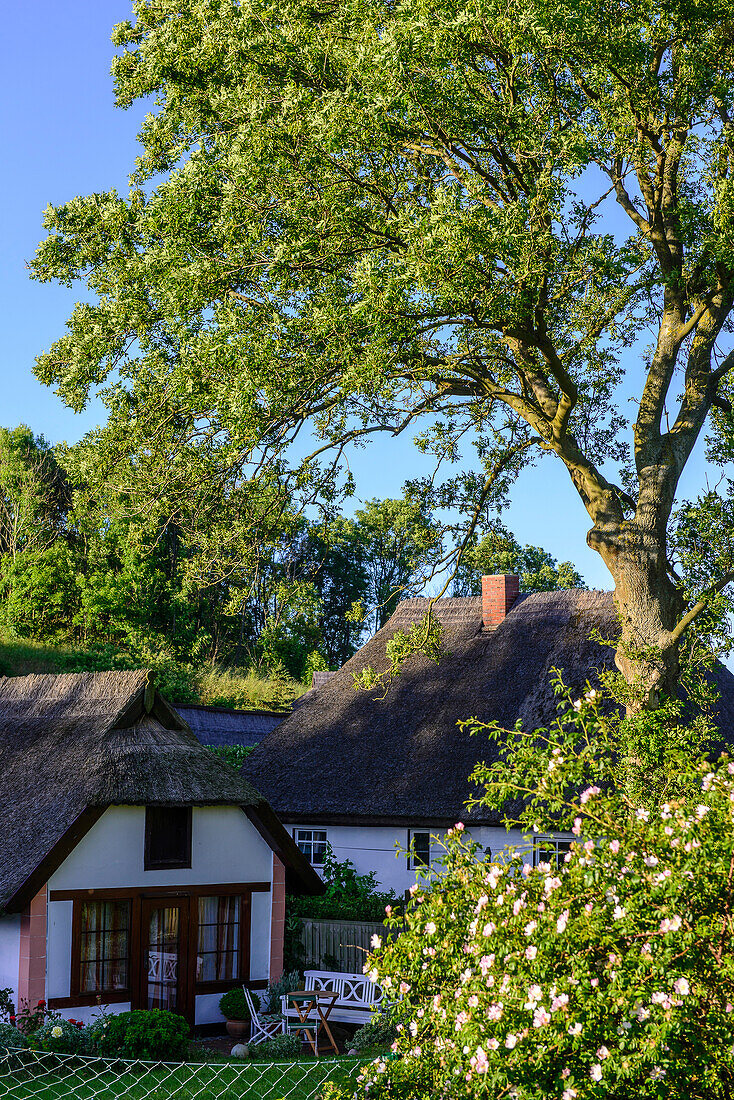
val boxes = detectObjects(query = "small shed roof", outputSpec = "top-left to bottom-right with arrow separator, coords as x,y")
176,704 -> 285,748
243,589 -> 734,828
0,670 -> 321,911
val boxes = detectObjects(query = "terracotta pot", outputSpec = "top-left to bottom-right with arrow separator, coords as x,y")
225,1019 -> 250,1041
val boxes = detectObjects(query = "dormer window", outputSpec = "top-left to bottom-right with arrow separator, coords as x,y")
144,806 -> 192,870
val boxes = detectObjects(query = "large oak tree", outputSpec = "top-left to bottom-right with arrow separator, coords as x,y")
31,0 -> 734,707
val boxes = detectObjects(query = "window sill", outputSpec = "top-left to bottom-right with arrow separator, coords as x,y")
48,991 -> 131,1009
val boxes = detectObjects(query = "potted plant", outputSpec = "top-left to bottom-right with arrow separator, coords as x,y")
219,988 -> 257,1041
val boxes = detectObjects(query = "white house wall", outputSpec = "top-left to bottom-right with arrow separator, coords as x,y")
284,822 -> 530,895
46,805 -> 274,1026
48,806 -> 273,891
0,914 -> 20,1011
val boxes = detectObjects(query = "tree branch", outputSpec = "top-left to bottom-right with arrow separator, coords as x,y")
669,571 -> 734,646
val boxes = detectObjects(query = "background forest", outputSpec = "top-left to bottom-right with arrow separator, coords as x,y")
0,424 -> 584,707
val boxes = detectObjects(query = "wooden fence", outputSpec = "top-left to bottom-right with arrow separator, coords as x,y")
297,918 -> 399,973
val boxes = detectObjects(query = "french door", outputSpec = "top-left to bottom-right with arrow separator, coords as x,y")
137,898 -> 192,1020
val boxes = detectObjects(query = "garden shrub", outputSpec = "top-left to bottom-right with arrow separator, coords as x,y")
288,847 -> 397,922
260,970 -> 301,1015
32,1017 -> 87,1054
0,989 -> 14,1022
351,1011 -> 398,1054
248,1032 -> 302,1060
219,988 -> 257,1021
358,680 -> 734,1099
0,1022 -> 28,1050
97,1009 -> 190,1060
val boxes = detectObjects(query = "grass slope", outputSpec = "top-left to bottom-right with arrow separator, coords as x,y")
0,632 -> 306,710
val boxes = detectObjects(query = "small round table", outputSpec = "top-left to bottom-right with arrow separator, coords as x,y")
286,989 -> 339,1056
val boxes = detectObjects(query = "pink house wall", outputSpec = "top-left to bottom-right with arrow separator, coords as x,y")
269,855 -> 286,981
18,886 -> 46,1010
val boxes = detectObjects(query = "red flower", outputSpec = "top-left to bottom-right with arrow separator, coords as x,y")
9,1016 -> 15,1022
36,1000 -> 46,1007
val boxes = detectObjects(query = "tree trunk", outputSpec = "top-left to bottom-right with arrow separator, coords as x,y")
587,519 -> 683,712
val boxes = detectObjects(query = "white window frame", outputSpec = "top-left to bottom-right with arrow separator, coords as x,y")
532,834 -> 574,870
408,829 -> 431,869
293,828 -> 328,866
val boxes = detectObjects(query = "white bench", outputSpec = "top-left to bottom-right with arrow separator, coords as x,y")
280,969 -> 386,1026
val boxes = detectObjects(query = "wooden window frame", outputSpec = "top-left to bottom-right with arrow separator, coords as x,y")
48,883 -> 269,1011
292,828 -> 328,866
408,830 -> 431,869
67,898 -> 135,1007
533,834 -> 574,870
144,806 -> 193,871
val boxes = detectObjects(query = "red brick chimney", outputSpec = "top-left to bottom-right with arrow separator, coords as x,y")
481,574 -> 520,629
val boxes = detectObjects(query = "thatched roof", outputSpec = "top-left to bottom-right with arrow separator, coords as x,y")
177,704 -> 285,748
0,671 -> 321,911
243,589 -> 734,828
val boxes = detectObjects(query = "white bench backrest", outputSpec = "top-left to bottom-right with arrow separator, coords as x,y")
304,969 -> 385,1009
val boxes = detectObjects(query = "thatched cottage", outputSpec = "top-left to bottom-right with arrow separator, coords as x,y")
243,575 -> 734,894
0,671 -> 320,1028
176,704 -> 285,750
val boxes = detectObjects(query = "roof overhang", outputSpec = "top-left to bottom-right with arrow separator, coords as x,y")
243,803 -> 324,895
276,811 -> 504,828
3,806 -> 107,913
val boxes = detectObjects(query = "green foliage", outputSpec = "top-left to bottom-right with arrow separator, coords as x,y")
196,666 -> 303,710
206,744 -> 254,770
352,612 -> 445,695
359,686 -> 734,1099
0,426 -> 70,561
350,498 -> 443,633
31,0 -> 734,698
0,989 -> 14,1022
32,1017 -> 87,1055
0,1022 -> 28,1051
351,1012 -> 399,1055
247,1032 -> 303,1061
97,1009 -> 190,1060
259,970 -> 302,1017
670,490 -> 734,660
453,522 -> 586,596
218,988 -> 257,1022
288,847 -> 398,923
353,1055 -> 434,1099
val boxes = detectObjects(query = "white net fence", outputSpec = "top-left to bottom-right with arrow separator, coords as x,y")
0,1047 -> 363,1100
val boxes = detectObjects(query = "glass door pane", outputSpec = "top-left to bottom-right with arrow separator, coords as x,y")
145,904 -> 182,1011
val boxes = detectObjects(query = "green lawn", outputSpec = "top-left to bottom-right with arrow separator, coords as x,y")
0,1051 -> 363,1100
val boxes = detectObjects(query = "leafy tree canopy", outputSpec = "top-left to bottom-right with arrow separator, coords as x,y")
30,0 -> 734,706
453,520 -> 586,595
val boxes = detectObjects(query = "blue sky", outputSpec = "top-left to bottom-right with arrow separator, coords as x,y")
0,1 -> 717,594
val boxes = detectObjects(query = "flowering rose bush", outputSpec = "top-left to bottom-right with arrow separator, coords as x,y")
32,1016 -> 87,1054
355,683 -> 734,1099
